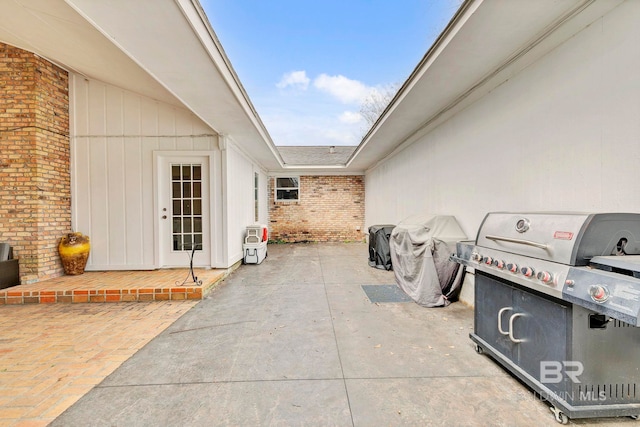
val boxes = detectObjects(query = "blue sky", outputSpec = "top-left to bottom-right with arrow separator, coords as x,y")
200,0 -> 462,146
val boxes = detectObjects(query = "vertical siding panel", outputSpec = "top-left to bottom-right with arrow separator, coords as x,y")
88,137 -> 109,265
72,77 -> 89,136
107,137 -> 126,264
140,98 -> 158,135
158,105 -> 176,150
193,136 -> 211,151
123,93 -> 143,265
70,76 -> 92,238
141,95 -> 159,265
141,136 -> 158,266
73,137 -> 92,242
105,85 -> 124,135
88,82 -> 106,135
124,141 -> 143,265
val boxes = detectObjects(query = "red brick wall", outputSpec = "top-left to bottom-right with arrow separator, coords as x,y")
268,175 -> 365,242
0,42 -> 70,283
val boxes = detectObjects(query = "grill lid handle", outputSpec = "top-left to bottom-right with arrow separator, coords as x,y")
485,235 -> 549,250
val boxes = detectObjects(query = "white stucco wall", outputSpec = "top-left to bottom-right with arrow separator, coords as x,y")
366,1 -> 640,237
365,2 -> 640,304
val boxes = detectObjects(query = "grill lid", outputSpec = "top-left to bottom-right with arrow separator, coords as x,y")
475,212 -> 640,266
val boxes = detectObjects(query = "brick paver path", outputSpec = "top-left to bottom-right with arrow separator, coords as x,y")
0,301 -> 197,426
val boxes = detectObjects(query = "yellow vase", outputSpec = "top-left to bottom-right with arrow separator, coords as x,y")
59,232 -> 90,275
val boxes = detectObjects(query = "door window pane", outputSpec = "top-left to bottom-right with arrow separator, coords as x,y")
170,163 -> 204,251
183,218 -> 192,233
172,182 -> 181,198
172,165 -> 181,180
172,218 -> 181,234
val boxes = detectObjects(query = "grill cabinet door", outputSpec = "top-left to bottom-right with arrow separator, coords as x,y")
474,272 -> 571,397
511,288 -> 570,395
475,272 -> 515,360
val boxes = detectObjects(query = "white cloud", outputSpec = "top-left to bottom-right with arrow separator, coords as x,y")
260,106 -> 363,146
339,111 -> 362,124
313,74 -> 371,105
260,72 -> 395,145
276,70 -> 310,90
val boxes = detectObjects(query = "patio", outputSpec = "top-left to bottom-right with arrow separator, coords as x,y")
1,243 -> 635,425
47,242 -> 632,426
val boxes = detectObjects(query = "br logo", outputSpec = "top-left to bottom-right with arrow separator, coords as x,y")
540,361 -> 583,384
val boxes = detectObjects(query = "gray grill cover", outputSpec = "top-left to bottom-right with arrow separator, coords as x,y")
390,215 -> 467,307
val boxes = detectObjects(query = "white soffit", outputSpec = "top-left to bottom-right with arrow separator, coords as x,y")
0,0 -> 178,105
349,0 -> 623,172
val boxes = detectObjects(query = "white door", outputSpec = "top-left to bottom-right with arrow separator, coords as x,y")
158,155 -> 211,267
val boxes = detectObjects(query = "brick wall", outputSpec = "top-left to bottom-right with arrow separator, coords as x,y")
268,175 -> 365,242
0,42 -> 70,283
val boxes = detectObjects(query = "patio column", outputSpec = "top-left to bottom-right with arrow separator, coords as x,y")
0,42 -> 71,284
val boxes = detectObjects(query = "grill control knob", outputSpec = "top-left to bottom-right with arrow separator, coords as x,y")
506,263 -> 518,273
521,267 -> 535,278
471,253 -> 482,262
493,259 -> 505,269
537,271 -> 554,285
589,285 -> 610,303
484,256 -> 493,266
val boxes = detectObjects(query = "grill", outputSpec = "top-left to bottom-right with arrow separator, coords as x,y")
452,212 -> 640,424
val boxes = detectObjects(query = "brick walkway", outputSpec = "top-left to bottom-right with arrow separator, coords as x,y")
0,300 -> 199,426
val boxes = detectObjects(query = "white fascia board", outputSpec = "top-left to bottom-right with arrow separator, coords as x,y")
269,171 -> 365,177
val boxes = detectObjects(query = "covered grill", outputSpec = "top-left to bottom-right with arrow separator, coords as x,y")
452,212 -> 640,424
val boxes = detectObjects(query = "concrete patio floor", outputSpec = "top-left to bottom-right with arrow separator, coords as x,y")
8,243 -> 638,426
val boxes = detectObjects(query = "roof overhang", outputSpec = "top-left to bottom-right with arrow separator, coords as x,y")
1,0 -> 623,175
347,0 -> 624,173
0,0 -> 284,169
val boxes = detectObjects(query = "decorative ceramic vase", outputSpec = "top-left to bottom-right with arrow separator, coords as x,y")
58,232 -> 90,275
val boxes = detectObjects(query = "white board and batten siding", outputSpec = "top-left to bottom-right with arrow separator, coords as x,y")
366,2 -> 640,242
69,76 -> 225,270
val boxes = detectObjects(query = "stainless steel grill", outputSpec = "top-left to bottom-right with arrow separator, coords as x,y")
453,212 -> 640,424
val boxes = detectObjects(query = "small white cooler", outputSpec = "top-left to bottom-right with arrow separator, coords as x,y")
243,240 -> 267,264
243,224 -> 268,264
